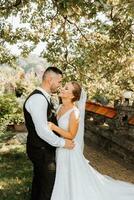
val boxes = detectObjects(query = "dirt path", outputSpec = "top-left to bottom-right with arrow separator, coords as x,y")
84,143 -> 134,183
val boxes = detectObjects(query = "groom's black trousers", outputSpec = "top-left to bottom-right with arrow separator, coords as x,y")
27,145 -> 56,200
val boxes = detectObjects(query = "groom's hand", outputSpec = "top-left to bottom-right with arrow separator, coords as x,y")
64,139 -> 75,149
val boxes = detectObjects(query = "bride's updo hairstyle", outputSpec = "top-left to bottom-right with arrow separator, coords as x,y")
71,82 -> 82,102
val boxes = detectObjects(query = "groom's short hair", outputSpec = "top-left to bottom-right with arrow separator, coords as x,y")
42,67 -> 63,80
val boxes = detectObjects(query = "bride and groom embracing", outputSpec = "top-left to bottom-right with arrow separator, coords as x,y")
23,67 -> 134,200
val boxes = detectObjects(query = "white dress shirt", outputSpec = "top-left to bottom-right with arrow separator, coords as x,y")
25,87 -> 65,147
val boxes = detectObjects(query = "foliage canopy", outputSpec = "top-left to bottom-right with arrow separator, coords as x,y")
0,0 -> 134,100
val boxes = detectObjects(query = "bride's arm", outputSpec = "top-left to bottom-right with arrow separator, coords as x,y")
48,110 -> 79,140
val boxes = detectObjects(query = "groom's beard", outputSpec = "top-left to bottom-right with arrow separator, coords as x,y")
51,89 -> 57,94
50,86 -> 59,94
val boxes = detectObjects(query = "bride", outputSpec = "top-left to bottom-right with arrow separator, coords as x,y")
48,81 -> 134,200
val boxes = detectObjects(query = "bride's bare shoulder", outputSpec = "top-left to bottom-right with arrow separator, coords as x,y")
70,107 -> 80,120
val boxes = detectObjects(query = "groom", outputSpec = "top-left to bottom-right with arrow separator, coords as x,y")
23,67 -> 75,200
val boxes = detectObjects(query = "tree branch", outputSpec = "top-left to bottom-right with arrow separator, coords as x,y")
66,17 -> 89,42
0,0 -> 22,10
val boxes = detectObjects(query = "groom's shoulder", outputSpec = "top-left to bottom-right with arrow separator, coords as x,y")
25,91 -> 47,105
24,94 -> 48,112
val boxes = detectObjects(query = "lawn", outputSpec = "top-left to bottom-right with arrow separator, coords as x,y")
0,131 -> 32,200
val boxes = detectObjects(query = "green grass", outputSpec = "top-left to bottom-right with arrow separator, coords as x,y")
0,132 -> 32,200
0,131 -> 15,145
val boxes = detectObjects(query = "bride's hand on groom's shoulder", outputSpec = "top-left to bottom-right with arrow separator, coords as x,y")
64,139 -> 75,150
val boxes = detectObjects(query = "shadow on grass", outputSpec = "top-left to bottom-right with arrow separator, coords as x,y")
0,147 -> 32,200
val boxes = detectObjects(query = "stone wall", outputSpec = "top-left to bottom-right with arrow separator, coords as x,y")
84,110 -> 134,164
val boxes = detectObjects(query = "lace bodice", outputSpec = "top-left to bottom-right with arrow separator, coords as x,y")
57,106 -> 79,134
57,105 -> 83,150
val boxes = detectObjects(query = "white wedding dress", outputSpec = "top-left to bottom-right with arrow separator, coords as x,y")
51,105 -> 134,200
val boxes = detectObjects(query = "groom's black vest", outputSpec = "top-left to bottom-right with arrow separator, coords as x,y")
23,89 -> 57,159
